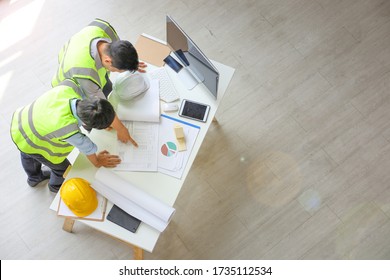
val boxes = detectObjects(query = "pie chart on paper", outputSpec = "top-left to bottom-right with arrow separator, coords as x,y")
161,141 -> 177,157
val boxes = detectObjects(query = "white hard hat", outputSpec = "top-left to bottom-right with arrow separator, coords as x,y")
112,71 -> 150,101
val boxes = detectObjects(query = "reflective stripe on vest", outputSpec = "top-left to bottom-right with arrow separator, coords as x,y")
11,85 -> 82,164
55,42 -> 103,88
58,79 -> 86,99
24,100 -> 76,144
52,19 -> 119,89
16,105 -> 74,159
89,19 -> 119,42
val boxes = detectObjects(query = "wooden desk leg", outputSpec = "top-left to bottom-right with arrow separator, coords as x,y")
61,166 -> 75,233
62,217 -> 75,233
133,245 -> 144,260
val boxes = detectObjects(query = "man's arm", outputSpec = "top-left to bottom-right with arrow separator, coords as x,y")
110,115 -> 138,146
64,132 -> 121,168
76,78 -> 138,146
76,78 -> 106,99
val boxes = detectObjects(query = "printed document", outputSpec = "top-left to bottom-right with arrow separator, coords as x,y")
158,115 -> 200,178
114,121 -> 159,172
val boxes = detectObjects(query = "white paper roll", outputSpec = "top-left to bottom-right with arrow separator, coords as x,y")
93,168 -> 176,232
92,181 -> 168,232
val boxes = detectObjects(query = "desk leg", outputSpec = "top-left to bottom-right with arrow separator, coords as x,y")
61,166 -> 75,233
61,217 -> 143,259
133,245 -> 144,260
62,217 -> 75,233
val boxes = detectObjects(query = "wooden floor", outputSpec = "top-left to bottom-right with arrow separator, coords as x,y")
1,0 -> 390,260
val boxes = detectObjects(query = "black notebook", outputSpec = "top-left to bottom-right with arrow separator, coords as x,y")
107,205 -> 141,233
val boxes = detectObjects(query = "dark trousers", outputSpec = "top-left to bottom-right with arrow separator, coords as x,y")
20,152 -> 70,186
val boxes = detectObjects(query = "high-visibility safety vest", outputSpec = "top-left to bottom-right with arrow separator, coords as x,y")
10,80 -> 84,164
52,18 -> 119,89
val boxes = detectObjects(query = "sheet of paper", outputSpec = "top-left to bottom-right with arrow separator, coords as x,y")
57,192 -> 107,221
116,79 -> 160,122
158,115 -> 200,179
115,121 -> 159,172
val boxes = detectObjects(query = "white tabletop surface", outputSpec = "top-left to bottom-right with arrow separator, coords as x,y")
50,57 -> 235,253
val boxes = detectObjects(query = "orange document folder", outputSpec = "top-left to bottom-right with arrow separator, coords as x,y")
135,34 -> 171,67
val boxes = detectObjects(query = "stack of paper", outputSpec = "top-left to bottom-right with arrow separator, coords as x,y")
109,75 -> 161,172
115,79 -> 160,122
92,168 -> 175,232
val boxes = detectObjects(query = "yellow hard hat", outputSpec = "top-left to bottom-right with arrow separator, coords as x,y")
60,178 -> 98,217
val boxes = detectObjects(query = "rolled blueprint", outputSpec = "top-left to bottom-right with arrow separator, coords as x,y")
92,181 -> 168,232
93,167 -> 175,232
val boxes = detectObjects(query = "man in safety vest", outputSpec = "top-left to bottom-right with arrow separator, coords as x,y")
52,18 -> 147,146
10,80 -> 121,193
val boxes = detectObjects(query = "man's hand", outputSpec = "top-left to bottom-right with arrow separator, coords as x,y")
116,126 -> 138,147
111,114 -> 138,147
96,150 -> 121,167
137,61 -> 147,73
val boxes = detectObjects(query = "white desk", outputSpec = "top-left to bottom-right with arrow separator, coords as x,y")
50,58 -> 235,259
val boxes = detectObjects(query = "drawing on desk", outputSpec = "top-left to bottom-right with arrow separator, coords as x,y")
158,114 -> 200,178
111,78 -> 160,172
115,121 -> 159,172
57,192 -> 107,222
159,140 -> 185,172
161,141 -> 177,157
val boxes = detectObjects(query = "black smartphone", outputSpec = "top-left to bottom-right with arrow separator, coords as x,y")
179,99 -> 210,122
163,55 -> 183,73
107,205 -> 141,233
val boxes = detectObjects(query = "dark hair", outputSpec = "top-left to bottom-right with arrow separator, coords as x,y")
76,98 -> 115,129
106,40 -> 139,71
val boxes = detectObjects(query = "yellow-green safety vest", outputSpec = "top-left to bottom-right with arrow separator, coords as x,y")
10,80 -> 84,164
52,18 -> 119,89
